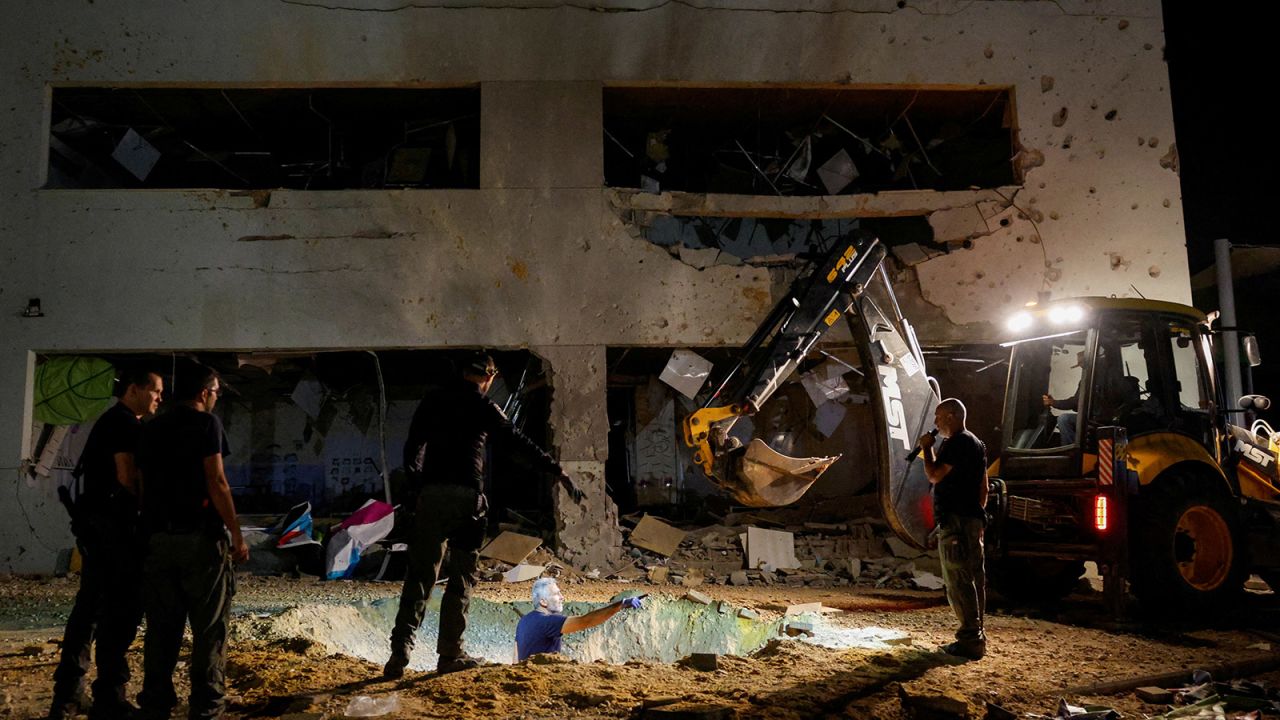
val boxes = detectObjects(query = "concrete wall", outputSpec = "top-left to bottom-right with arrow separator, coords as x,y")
0,0 -> 1185,573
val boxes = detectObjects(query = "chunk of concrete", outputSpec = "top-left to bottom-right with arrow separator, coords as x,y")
912,570 -> 945,590
783,621 -> 814,637
679,569 -> 705,588
683,590 -> 712,605
502,564 -> 545,583
648,566 -> 670,584
729,570 -> 749,586
785,602 -> 824,616
885,536 -> 924,559
737,608 -> 760,621
480,531 -> 542,566
629,515 -> 687,557
1135,687 -> 1174,704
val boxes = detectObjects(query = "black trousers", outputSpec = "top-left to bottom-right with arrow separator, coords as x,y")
390,484 -> 486,660
51,520 -> 144,707
138,532 -> 234,720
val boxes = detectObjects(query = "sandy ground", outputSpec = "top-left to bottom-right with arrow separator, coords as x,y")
2,574 -> 1278,719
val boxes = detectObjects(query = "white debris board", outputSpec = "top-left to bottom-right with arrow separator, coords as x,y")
658,349 -> 713,400
503,564 -> 545,583
745,526 -> 800,570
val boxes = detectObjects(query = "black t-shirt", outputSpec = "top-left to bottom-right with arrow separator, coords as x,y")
932,429 -> 988,521
403,378 -> 561,491
76,401 -> 141,517
138,405 -> 230,533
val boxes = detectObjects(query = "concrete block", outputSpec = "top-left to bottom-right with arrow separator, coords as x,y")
737,608 -> 760,621
729,570 -> 749,586
885,536 -> 924,559
679,569 -> 705,588
783,621 -> 814,637
647,566 -> 669,584
1135,687 -> 1174,704
683,590 -> 712,605
785,602 -> 823,616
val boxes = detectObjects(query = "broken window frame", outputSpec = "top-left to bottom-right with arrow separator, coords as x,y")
604,83 -> 1020,197
44,85 -> 482,191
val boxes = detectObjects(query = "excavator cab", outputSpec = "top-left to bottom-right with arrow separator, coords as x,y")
680,235 -> 939,547
993,297 -> 1280,612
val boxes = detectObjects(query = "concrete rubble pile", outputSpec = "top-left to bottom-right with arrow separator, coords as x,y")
473,497 -> 945,592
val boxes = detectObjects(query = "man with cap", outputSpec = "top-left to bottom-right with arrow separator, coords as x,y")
136,362 -> 248,720
384,351 -> 584,678
48,367 -> 163,720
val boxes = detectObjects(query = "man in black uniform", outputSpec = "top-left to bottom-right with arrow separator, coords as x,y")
136,364 -> 248,720
383,352 -> 583,678
48,368 -> 163,720
917,397 -> 988,660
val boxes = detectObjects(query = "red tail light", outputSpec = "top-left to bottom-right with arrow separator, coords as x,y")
1094,495 -> 1108,531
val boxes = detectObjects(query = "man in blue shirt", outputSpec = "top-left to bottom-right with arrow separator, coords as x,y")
515,578 -> 643,661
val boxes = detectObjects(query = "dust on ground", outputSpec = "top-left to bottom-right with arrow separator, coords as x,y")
2,575 -> 1278,719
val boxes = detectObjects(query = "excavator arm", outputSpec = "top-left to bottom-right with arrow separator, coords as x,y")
681,234 -> 940,547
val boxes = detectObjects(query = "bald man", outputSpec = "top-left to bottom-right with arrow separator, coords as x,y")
917,398 -> 988,660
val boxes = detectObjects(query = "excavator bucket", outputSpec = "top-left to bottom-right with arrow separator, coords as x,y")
727,439 -> 841,507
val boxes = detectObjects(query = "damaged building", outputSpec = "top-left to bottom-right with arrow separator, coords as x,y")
1,0 -> 1186,575
7,2 -> 1272,719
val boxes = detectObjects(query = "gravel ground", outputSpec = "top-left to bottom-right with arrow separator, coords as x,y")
2,574 -> 1277,719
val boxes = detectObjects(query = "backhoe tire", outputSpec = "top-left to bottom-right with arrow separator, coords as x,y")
1130,475 -> 1248,616
989,558 -> 1085,604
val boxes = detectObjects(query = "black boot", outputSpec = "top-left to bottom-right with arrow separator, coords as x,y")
382,643 -> 411,680
435,654 -> 484,675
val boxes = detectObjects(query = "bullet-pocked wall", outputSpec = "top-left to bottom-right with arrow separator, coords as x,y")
0,0 -> 1185,573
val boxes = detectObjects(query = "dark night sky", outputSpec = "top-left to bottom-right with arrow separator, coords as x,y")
1163,3 -> 1278,405
1163,3 -> 1271,274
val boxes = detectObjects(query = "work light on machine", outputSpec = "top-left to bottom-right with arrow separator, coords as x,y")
1048,304 -> 1085,325
1006,311 -> 1034,332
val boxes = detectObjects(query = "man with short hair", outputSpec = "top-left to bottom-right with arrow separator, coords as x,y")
384,351 -> 585,678
48,368 -> 163,720
136,363 -> 248,720
917,397 -> 988,660
515,578 -> 643,661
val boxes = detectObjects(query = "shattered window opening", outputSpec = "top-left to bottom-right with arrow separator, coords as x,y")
46,87 -> 480,190
640,215 -> 937,267
604,85 -> 1017,196
32,349 -> 550,520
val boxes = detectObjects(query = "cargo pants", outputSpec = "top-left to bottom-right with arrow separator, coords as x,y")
137,531 -> 234,720
51,517 -> 145,710
937,514 -> 986,644
389,484 -> 487,661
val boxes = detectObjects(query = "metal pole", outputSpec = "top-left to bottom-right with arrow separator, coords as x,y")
1214,238 -> 1244,409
